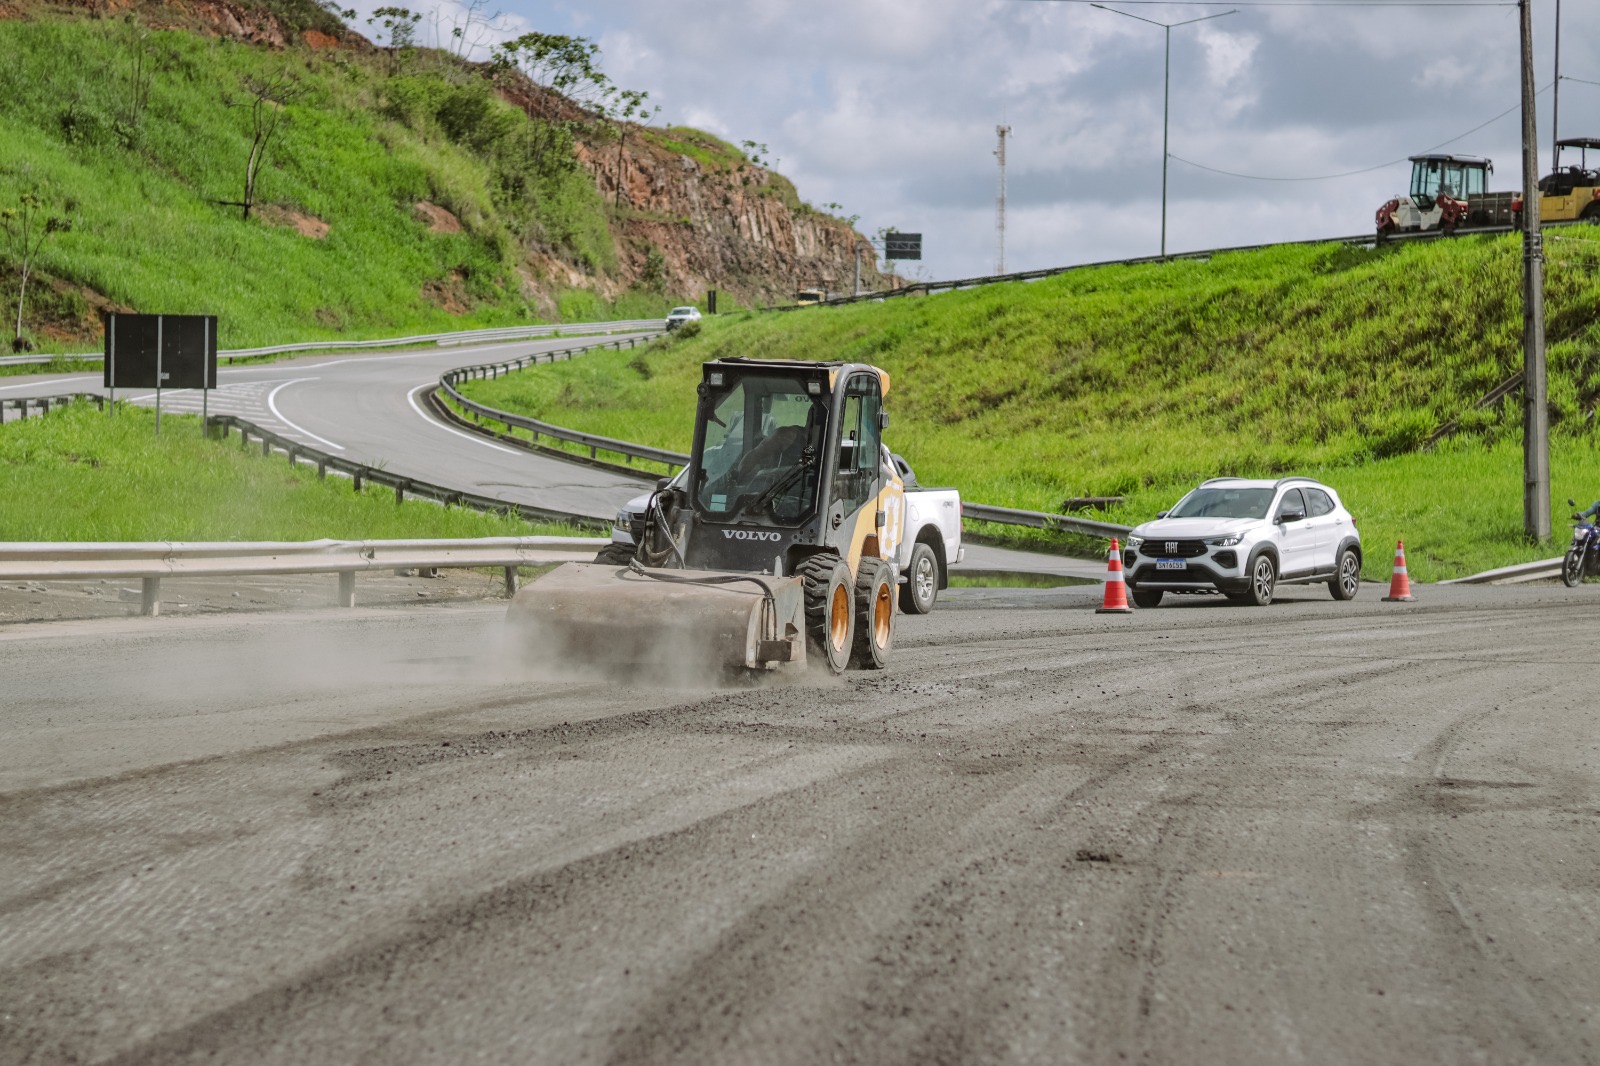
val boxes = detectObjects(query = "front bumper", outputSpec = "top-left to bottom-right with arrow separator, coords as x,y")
1124,552 -> 1248,594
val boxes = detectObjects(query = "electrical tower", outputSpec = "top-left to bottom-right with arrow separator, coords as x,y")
994,124 -> 1011,275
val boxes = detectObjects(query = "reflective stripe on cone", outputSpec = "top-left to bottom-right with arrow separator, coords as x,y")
1382,539 -> 1416,602
1097,537 -> 1135,614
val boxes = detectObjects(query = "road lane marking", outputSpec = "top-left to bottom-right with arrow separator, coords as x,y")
266,379 -> 345,451
407,384 -> 517,455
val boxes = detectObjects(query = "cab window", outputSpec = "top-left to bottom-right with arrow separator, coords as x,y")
832,374 -> 882,517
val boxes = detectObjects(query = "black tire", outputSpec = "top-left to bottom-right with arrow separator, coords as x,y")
898,541 -> 939,614
1131,587 -> 1163,609
850,558 -> 894,670
1329,548 -> 1361,600
1562,548 -> 1584,588
798,555 -> 855,674
1582,203 -> 1600,225
1246,552 -> 1276,606
594,542 -> 635,566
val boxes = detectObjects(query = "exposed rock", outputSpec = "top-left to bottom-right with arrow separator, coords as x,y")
413,201 -> 462,234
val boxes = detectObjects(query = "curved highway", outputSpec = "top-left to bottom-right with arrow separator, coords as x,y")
1,335 -> 1105,578
0,335 -> 659,522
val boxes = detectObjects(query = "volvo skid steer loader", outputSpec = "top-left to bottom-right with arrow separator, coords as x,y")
505,358 -> 904,677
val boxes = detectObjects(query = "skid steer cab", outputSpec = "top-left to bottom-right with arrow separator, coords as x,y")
506,358 -> 905,677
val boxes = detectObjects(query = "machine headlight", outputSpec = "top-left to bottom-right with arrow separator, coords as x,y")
1125,535 -> 1144,549
1208,534 -> 1242,547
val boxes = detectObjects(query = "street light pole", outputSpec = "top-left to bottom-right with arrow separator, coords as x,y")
1093,4 -> 1237,258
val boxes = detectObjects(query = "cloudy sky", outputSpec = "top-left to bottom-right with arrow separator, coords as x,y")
365,0 -> 1597,280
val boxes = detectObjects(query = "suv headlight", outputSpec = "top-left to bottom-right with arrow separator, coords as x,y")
1125,535 -> 1143,549
1208,534 -> 1242,547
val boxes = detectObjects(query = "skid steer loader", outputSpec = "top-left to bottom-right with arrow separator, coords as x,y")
505,358 -> 904,676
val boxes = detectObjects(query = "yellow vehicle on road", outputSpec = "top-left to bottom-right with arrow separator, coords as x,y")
1535,138 -> 1600,223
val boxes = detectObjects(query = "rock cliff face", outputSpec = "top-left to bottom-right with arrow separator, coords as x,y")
577,135 -> 882,307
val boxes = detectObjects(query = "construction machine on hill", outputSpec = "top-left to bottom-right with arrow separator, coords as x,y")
1533,137 -> 1600,223
506,358 -> 903,676
1375,154 -> 1519,236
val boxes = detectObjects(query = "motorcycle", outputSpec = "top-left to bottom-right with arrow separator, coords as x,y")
1562,498 -> 1600,587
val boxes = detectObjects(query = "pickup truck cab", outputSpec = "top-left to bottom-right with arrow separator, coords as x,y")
600,450 -> 963,613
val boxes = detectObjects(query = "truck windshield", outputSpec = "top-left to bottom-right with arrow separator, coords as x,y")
695,373 -> 825,525
1168,487 -> 1274,519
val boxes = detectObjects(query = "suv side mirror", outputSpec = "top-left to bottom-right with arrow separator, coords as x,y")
1156,511 -> 1169,519
1276,509 -> 1305,524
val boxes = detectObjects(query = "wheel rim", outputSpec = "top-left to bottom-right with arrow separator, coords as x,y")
1340,554 -> 1359,596
1566,552 -> 1583,584
873,582 -> 892,648
1254,559 -> 1273,600
914,555 -> 935,601
830,583 -> 851,650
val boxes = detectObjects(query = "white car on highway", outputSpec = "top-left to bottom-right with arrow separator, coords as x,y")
665,306 -> 702,330
1122,477 -> 1362,607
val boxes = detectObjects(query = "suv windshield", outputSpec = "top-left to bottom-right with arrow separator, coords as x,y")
694,373 -> 825,526
670,307 -> 696,315
1168,487 -> 1274,520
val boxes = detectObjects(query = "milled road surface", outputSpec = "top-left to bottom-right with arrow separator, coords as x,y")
2,582 -> 1597,1064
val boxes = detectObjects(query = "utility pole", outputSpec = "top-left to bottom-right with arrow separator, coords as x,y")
995,124 -> 1011,274
1520,0 -> 1549,541
1092,4 -> 1236,258
1552,0 -> 1562,168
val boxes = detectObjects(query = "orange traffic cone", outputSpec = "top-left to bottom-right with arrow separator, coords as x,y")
1382,539 -> 1416,602
1096,538 -> 1135,614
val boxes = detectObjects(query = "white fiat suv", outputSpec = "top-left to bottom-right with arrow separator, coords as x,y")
1122,477 -> 1362,607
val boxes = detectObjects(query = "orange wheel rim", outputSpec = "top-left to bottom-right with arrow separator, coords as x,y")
873,584 -> 892,646
830,584 -> 851,649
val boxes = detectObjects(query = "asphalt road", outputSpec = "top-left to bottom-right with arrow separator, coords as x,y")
3,581 -> 1595,1064
0,336 -> 659,522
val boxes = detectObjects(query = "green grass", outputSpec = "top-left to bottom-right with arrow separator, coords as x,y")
0,400 -> 581,541
455,236 -> 1600,581
0,15 -> 699,352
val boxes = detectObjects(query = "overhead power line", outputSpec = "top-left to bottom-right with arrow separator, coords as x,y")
1169,82 -> 1553,182
1564,76 -> 1600,89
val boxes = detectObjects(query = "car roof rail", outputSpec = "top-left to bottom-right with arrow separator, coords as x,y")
1273,476 -> 1316,491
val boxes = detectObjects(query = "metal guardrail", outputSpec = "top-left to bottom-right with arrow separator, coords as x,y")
775,224 -> 1539,310
204,413 -> 614,532
0,535 -> 609,615
1439,556 -> 1563,585
0,393 -> 105,422
438,335 -> 687,473
0,319 -> 664,367
438,352 -> 1133,540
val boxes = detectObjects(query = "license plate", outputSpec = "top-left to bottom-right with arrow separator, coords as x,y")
1155,558 -> 1187,571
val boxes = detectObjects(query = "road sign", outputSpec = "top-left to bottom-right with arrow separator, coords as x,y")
104,314 -> 217,390
884,233 -> 922,260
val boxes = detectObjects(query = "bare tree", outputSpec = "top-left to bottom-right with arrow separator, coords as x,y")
429,0 -> 505,61
599,88 -> 658,206
221,71 -> 302,222
1,192 -> 73,353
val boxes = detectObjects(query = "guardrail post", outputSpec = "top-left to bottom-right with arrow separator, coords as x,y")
504,566 -> 519,597
395,480 -> 406,504
337,571 -> 356,608
261,437 -> 271,457
317,460 -> 327,479
287,446 -> 298,466
140,577 -> 160,617
353,470 -> 364,492
40,399 -> 49,415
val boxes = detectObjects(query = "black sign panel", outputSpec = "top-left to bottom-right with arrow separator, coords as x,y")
884,232 -> 922,260
104,314 -> 218,390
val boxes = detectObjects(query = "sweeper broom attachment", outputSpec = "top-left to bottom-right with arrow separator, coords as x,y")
505,358 -> 903,677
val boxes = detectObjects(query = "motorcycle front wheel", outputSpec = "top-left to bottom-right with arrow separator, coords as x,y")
1562,548 -> 1584,587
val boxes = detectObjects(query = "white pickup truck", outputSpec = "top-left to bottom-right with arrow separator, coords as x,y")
600,450 -> 963,613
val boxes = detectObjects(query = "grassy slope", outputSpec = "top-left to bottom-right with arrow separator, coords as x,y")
0,402 -> 576,540
0,16 -> 653,350
457,236 -> 1600,581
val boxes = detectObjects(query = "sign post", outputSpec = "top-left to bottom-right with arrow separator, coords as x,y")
102,313 -> 219,436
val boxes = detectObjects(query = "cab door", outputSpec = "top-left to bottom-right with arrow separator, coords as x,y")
1273,488 -> 1317,577
825,373 -> 884,570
